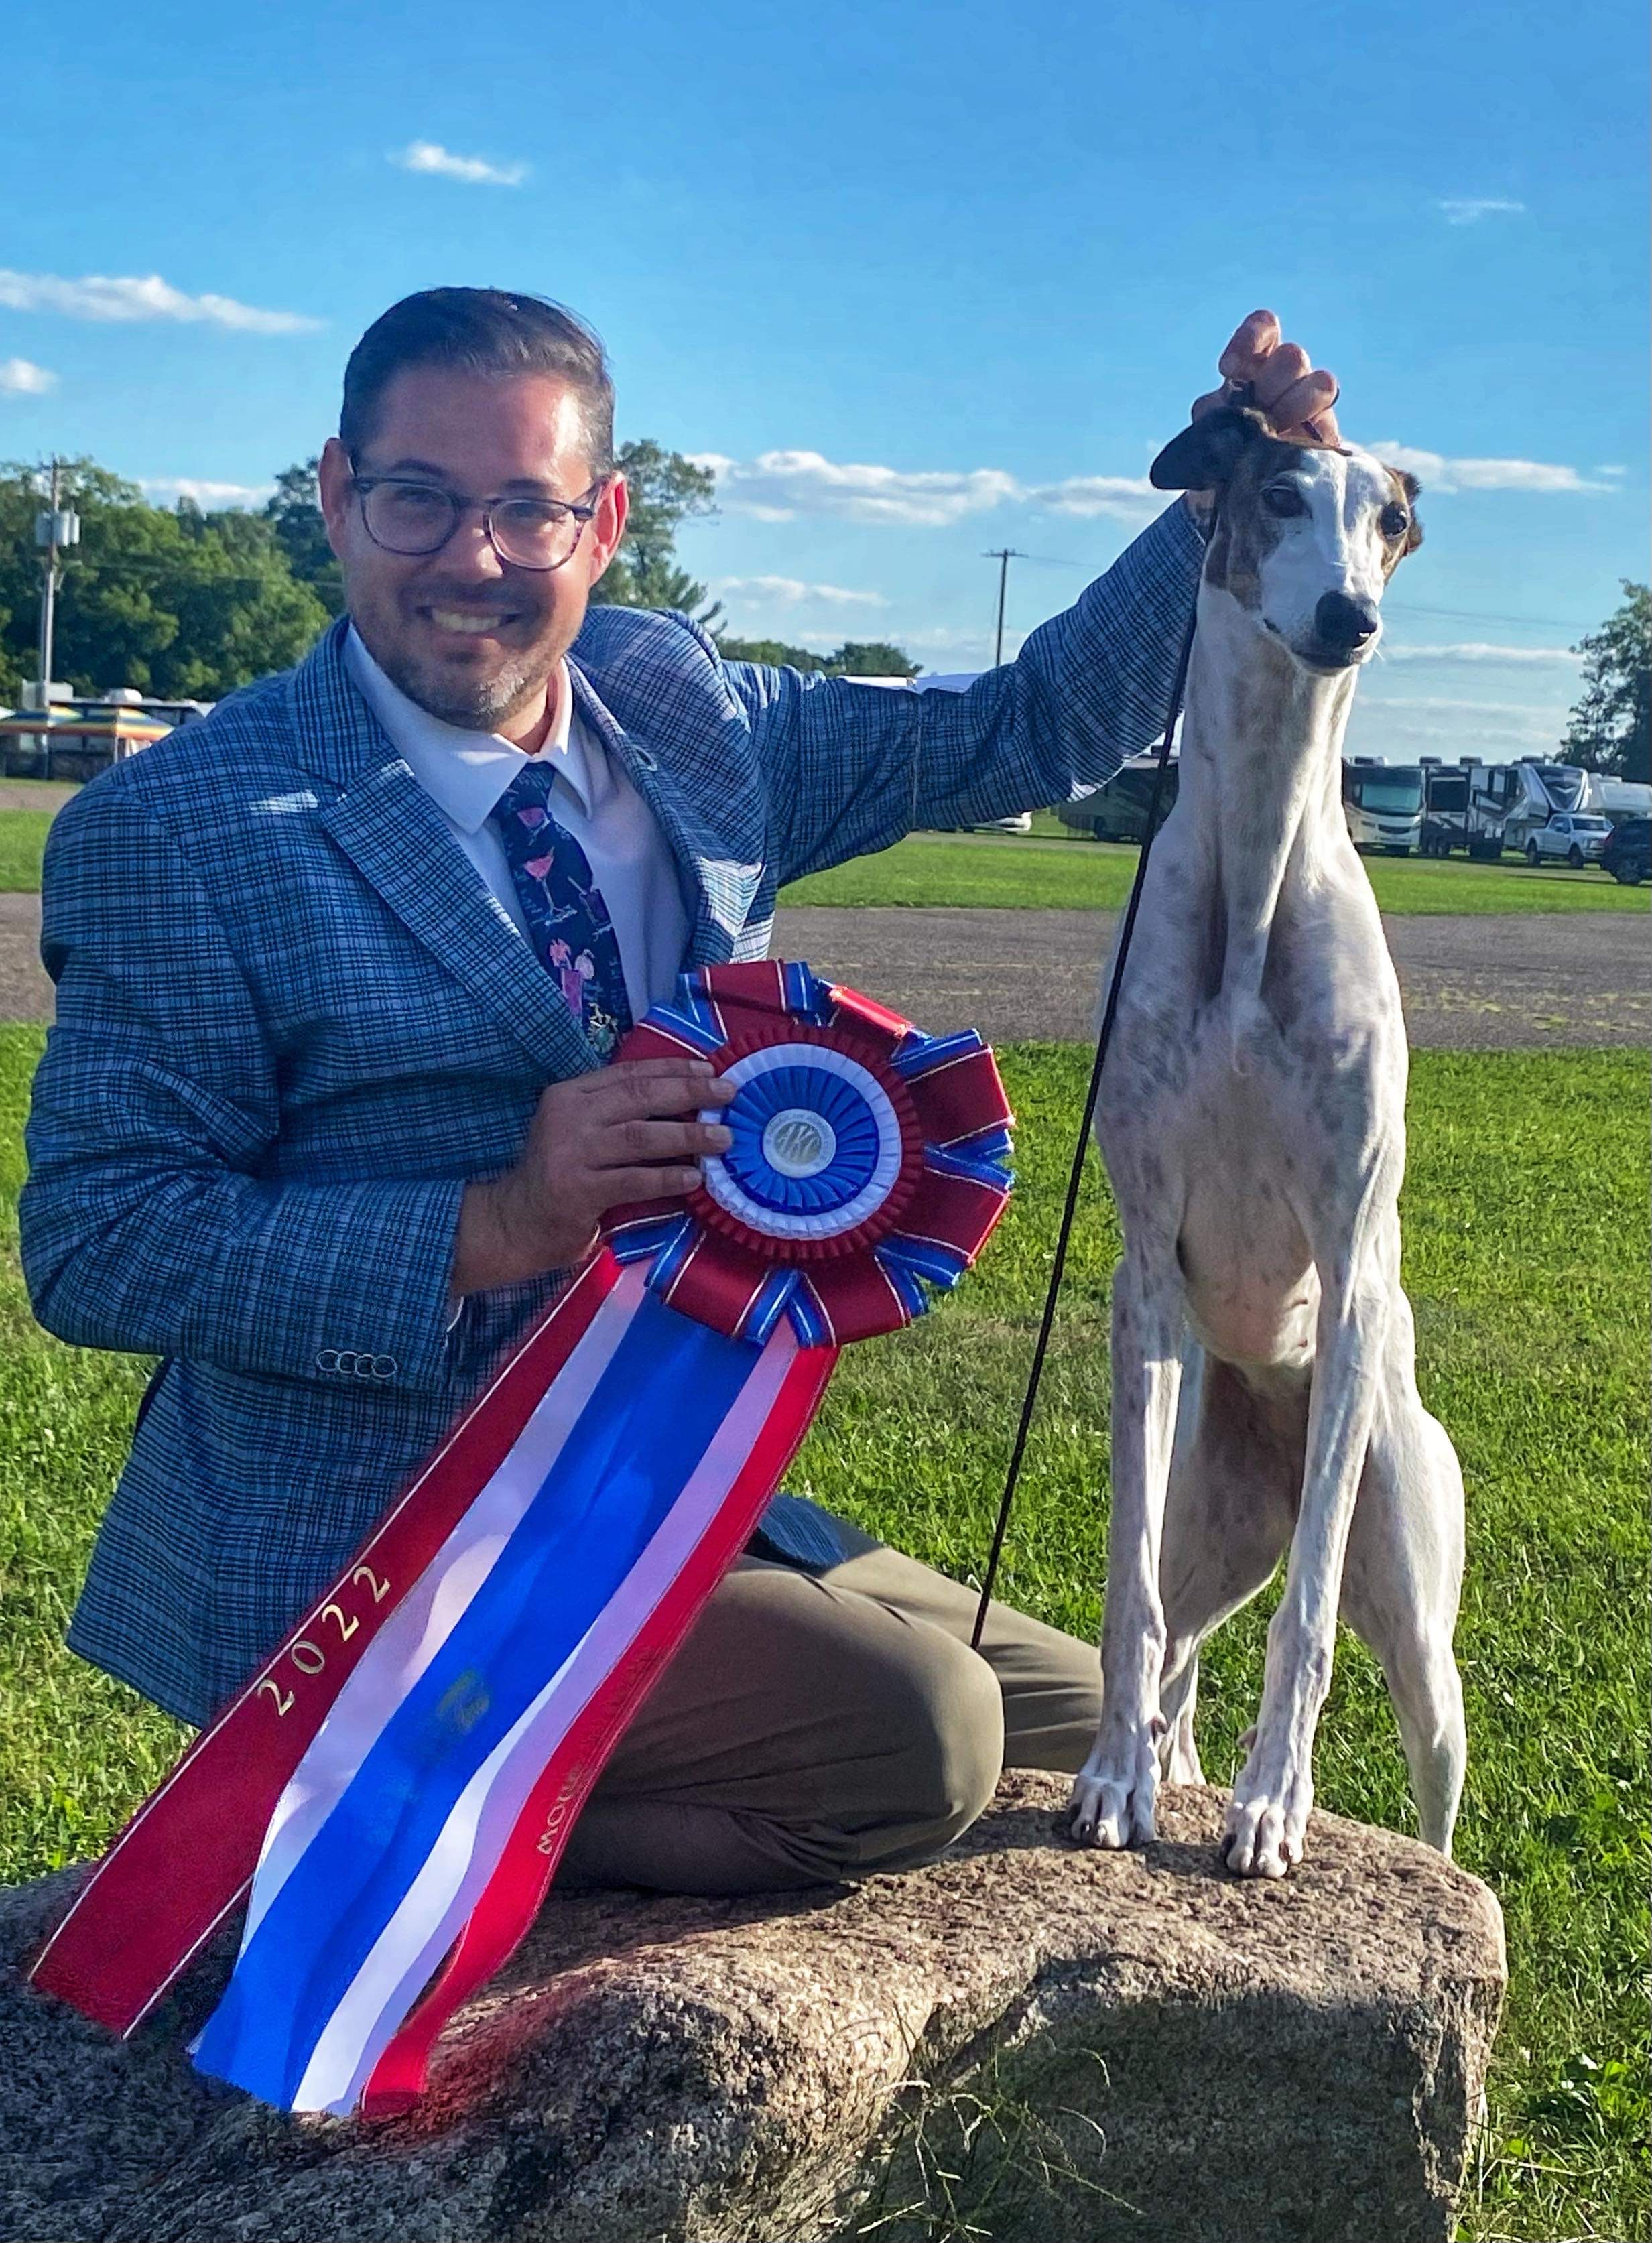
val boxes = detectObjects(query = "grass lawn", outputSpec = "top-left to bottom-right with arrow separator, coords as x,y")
782,830 -> 1652,915
2,796 -> 1643,918
0,814 -> 56,894
0,1033 -> 1645,2241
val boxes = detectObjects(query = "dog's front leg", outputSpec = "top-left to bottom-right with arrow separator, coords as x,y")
1224,1232 -> 1392,1877
1070,1246 -> 1183,1849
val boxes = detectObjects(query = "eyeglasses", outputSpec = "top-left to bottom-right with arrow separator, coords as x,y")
351,472 -> 606,571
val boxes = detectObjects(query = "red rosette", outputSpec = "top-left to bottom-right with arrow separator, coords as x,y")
602,964 -> 1013,1346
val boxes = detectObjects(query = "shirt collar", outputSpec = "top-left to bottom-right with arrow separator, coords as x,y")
343,625 -> 590,832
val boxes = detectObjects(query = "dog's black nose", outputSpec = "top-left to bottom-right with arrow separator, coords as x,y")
1314,591 -> 1381,649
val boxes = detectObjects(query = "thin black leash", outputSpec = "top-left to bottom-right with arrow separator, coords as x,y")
969,498 -> 1212,1651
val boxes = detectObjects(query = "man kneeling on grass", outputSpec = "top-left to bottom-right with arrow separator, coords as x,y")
21,290 -> 1341,1893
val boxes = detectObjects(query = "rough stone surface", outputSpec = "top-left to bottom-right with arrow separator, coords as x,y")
0,1776 -> 1505,2243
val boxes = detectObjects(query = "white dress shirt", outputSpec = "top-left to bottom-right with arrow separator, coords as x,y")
344,627 -> 690,1024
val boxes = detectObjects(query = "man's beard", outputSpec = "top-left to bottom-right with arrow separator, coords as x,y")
381,638 -> 550,732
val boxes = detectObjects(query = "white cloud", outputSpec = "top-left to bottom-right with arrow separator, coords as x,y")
1379,642 -> 1581,666
0,357 -> 56,394
392,140 -> 529,187
0,269 -> 319,334
140,476 -> 274,508
1438,197 -> 1526,225
695,448 -> 1167,529
1027,472 -> 1159,523
715,574 -> 887,610
1370,440 -> 1613,494
696,449 -> 1023,527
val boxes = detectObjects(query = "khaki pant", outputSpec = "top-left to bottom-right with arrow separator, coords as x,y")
558,1517 -> 1101,1895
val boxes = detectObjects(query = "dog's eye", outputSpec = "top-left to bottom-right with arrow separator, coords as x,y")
1380,502 -> 1410,539
1261,485 -> 1307,518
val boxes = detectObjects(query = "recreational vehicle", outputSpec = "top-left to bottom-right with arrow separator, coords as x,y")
1054,751 -> 1182,843
1341,758 -> 1424,854
1418,759 -> 1643,861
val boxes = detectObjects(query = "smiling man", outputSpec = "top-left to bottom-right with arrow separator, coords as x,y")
21,289 -> 1340,1895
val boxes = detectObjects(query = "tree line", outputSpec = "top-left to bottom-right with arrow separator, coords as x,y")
3,450 -> 1647,773
0,442 -> 917,705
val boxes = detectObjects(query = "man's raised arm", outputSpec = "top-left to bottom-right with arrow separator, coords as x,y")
730,313 -> 1341,885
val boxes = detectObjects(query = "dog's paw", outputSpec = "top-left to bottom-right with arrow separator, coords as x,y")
1068,1734 -> 1159,1850
1220,1772 -> 1312,1878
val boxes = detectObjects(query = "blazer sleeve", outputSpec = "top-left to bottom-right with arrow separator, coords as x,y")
726,499 -> 1206,885
19,783 -> 467,1397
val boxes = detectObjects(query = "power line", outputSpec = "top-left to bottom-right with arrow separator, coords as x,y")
1382,600 -> 1590,633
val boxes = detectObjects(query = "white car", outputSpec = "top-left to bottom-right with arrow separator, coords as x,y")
1525,812 -> 1613,868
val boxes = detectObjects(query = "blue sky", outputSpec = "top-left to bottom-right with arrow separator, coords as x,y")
4,0 -> 1645,758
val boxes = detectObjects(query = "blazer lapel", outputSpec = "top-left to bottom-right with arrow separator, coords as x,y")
567,660 -> 762,970
290,622 -> 600,1081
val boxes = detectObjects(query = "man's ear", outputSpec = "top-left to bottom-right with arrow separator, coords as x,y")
1149,405 -> 1267,493
317,438 -> 355,560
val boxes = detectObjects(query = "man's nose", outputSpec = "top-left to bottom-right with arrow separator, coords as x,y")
438,510 -> 510,578
1314,590 -> 1381,649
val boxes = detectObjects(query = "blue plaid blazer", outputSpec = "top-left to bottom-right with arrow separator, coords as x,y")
21,501 -> 1202,1723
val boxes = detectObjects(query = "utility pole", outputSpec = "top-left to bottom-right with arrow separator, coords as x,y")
983,548 -> 1026,667
33,459 -> 80,706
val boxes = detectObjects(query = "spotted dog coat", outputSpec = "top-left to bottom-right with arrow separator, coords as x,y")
1068,409 -> 1467,1878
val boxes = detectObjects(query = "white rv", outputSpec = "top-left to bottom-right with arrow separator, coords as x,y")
1419,758 -> 1635,860
1341,759 -> 1425,854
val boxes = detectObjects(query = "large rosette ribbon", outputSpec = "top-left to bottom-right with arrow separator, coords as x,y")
29,964 -> 1012,2118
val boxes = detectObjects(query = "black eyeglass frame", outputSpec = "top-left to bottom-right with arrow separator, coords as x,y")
348,468 -> 608,571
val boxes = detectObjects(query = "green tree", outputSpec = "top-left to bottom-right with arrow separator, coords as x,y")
0,458 -> 330,702
717,633 -> 919,678
830,640 -> 918,677
263,459 -> 344,617
1564,581 -> 1651,781
592,440 -> 720,623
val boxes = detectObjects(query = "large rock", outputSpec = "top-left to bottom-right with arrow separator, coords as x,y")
0,1775 -> 1503,2243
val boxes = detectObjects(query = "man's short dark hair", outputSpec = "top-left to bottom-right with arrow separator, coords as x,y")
340,288 -> 617,476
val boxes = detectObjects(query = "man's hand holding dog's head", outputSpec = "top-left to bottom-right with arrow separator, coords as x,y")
1196,309 -> 1342,447
1182,310 -> 1342,522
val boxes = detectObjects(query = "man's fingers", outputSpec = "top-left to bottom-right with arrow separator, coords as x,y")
596,1117 -> 732,1167
584,1061 -> 736,1118
1218,309 -> 1280,384
1251,342 -> 1312,411
1265,367 -> 1340,439
1302,399 -> 1342,448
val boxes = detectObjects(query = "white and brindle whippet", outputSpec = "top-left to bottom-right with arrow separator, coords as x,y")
1068,405 -> 1467,1879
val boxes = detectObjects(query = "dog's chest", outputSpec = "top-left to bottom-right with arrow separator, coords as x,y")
1099,1003 -> 1391,1370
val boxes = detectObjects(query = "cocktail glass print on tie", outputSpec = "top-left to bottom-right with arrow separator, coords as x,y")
494,759 -> 632,1058
27,965 -> 1014,2120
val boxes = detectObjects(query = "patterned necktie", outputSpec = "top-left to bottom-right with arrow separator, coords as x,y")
493,761 -> 633,1060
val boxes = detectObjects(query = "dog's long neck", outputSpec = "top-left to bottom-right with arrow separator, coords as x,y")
1176,584 -> 1359,1050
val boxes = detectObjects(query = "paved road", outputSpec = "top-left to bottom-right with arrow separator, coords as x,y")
1,893 -> 1643,1046
772,906 -> 1648,1049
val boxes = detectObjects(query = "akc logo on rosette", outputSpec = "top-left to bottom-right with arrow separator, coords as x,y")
604,961 -> 1015,1345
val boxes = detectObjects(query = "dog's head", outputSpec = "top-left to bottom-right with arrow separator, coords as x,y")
1151,407 -> 1422,674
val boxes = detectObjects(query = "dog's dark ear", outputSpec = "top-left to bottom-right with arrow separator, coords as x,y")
1149,405 -> 1267,492
1393,467 -> 1424,553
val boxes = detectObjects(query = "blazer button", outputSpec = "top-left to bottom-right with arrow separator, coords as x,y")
371,1354 -> 397,1381
317,1348 -> 340,1373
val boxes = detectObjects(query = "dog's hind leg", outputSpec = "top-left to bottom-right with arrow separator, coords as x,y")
1070,1246 -> 1184,1849
1158,1352 -> 1305,1787
1338,1316 -> 1467,1854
